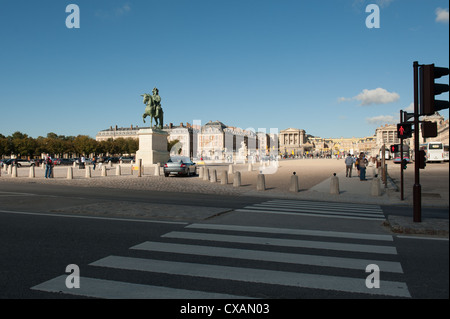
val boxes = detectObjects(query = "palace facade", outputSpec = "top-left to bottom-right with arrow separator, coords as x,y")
96,112 -> 449,159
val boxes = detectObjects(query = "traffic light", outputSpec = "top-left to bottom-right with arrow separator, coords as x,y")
418,149 -> 426,169
390,144 -> 399,153
397,123 -> 412,139
420,64 -> 449,116
421,121 -> 438,138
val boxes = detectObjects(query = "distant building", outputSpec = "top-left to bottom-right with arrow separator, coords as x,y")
96,113 -> 448,159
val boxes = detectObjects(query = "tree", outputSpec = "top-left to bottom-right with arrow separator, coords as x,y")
73,135 -> 97,156
0,136 -> 12,158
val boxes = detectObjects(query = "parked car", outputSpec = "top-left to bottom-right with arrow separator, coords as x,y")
104,157 -> 120,163
12,159 -> 36,167
58,158 -> 76,166
119,156 -> 134,163
163,156 -> 197,177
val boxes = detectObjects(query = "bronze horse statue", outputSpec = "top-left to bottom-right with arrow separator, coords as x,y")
141,88 -> 164,129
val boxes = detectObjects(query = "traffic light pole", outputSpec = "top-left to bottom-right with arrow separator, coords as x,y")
400,111 -> 404,201
413,61 -> 421,222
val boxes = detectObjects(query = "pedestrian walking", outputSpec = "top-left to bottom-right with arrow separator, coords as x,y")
92,156 -> 97,170
359,152 -> 368,181
345,153 -> 353,177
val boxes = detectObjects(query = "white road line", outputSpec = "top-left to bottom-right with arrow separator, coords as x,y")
260,201 -> 383,213
90,256 -> 410,297
162,231 -> 398,255
131,241 -> 404,273
234,208 -> 386,221
0,210 -> 188,225
267,199 -> 381,210
31,275 -> 250,299
242,205 -> 384,218
186,223 -> 394,241
396,235 -> 449,241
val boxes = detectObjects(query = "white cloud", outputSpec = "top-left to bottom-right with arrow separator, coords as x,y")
339,88 -> 400,106
404,103 -> 414,112
366,115 -> 396,125
376,0 -> 394,8
436,8 -> 449,24
96,3 -> 131,19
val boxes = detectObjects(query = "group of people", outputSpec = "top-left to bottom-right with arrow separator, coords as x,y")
344,152 -> 370,181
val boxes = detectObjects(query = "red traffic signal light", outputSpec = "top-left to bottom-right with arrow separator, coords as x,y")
420,64 -> 449,116
397,123 -> 412,138
390,144 -> 399,153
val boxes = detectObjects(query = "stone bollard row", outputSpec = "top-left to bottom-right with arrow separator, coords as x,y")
330,173 -> 339,195
233,171 -> 241,187
210,169 -> 217,183
220,170 -> 228,185
257,173 -> 265,191
371,174 -> 382,196
203,168 -> 210,181
290,172 -> 299,193
67,167 -> 73,179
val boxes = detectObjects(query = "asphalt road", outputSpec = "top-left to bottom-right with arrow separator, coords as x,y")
0,183 -> 448,303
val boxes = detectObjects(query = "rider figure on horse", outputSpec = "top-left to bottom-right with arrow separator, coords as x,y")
141,87 -> 164,129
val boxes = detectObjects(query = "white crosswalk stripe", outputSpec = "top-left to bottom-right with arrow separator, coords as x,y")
234,199 -> 386,221
32,222 -> 410,298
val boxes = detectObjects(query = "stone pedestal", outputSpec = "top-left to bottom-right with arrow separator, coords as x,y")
136,129 -> 169,167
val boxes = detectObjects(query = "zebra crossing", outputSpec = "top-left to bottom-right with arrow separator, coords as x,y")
234,199 -> 387,221
32,220 -> 411,298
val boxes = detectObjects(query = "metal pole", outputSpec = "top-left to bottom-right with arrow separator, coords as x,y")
138,159 -> 142,177
381,143 -> 386,184
400,111 -> 404,201
413,61 -> 421,222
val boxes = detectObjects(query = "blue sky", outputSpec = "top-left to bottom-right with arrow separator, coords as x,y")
0,0 -> 448,139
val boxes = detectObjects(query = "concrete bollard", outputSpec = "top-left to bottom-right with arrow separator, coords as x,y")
210,169 -> 217,183
108,161 -> 112,168
198,166 -> 204,179
29,166 -> 35,178
101,165 -> 107,177
248,163 -> 252,171
85,166 -> 91,178
67,167 -> 73,179
289,172 -> 299,192
203,168 -> 210,181
8,165 -> 12,175
228,164 -> 234,174
233,171 -> 241,187
116,165 -> 121,176
371,175 -> 382,196
330,173 -> 340,195
257,173 -> 266,191
220,170 -> 228,185
11,165 -> 18,178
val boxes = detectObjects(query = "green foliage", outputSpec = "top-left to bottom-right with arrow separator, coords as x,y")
0,131 -> 138,158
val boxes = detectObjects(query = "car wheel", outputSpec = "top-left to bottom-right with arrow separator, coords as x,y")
165,173 -> 169,177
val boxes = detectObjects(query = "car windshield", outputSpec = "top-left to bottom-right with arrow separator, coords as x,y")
169,156 -> 191,163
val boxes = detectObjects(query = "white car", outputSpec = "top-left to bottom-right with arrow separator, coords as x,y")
13,159 -> 36,167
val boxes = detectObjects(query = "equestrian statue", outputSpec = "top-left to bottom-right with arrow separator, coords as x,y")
141,87 -> 164,129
